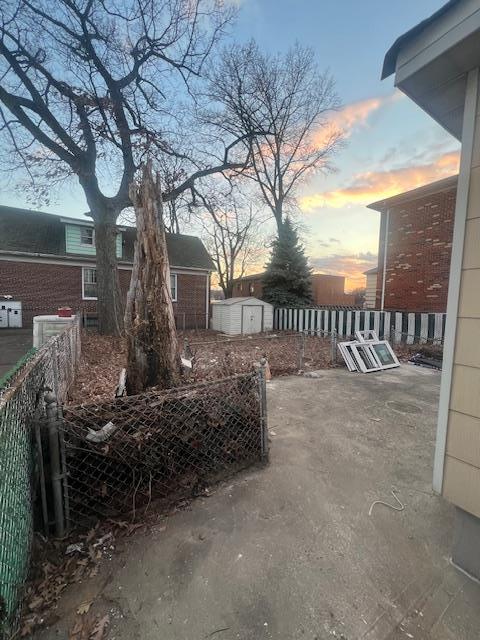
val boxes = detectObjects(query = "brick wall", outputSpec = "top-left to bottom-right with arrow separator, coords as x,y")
172,272 -> 209,329
311,274 -> 355,306
231,273 -> 355,305
231,278 -> 263,298
0,260 -> 208,329
376,186 -> 456,312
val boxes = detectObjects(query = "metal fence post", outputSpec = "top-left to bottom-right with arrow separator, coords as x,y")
259,358 -> 269,461
330,328 -> 337,365
45,391 -> 65,538
297,331 -> 305,370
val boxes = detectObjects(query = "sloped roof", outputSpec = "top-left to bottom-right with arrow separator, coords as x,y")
213,297 -> 269,306
0,205 -> 213,271
367,175 -> 458,212
364,267 -> 379,275
382,0 -> 461,79
232,272 -> 265,283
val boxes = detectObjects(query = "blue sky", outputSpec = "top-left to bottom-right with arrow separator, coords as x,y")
1,0 -> 460,290
233,0 -> 460,288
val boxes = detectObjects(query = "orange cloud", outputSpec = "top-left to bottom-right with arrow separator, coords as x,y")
300,150 -> 460,211
313,91 -> 402,147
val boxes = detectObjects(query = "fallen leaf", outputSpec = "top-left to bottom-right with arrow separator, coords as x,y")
90,614 -> 110,640
28,596 -> 44,610
77,600 -> 93,615
69,618 -> 85,639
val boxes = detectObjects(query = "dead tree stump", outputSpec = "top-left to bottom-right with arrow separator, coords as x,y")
125,163 -> 181,394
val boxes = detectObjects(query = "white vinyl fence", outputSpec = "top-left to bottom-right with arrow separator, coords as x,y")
274,307 -> 446,345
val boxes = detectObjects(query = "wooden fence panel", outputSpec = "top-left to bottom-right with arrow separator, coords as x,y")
273,307 -> 446,345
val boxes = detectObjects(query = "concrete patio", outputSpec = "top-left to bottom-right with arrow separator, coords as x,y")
37,366 -> 480,640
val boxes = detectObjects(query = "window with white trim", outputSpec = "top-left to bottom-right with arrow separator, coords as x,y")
170,273 -> 177,302
80,227 -> 95,246
82,267 -> 97,299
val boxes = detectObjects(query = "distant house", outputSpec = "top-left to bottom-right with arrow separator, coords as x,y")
367,175 -> 457,313
231,272 -> 265,299
310,274 -> 355,306
363,267 -> 378,309
0,206 -> 213,328
231,272 -> 356,306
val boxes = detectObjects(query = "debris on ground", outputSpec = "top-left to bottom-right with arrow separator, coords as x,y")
69,334 -> 127,404
408,352 -> 443,370
395,343 -> 443,366
69,330 -> 334,404
19,525 -> 118,637
338,331 -> 400,373
368,489 -> 405,517
69,613 -> 110,640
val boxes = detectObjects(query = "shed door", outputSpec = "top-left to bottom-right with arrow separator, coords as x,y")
0,305 -> 8,329
6,303 -> 22,328
242,305 -> 263,334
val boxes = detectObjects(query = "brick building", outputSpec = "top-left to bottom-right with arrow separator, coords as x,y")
311,274 -> 355,306
231,272 -> 355,306
367,175 -> 457,313
0,206 -> 213,329
231,272 -> 265,298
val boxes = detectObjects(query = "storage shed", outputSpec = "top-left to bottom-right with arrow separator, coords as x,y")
211,297 -> 273,335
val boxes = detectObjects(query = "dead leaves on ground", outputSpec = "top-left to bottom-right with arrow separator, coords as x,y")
19,526 -> 112,637
69,613 -> 110,640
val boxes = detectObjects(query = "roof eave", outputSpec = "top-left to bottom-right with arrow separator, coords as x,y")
381,0 -> 462,79
367,174 -> 458,212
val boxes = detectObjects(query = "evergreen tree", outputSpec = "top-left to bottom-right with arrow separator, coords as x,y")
262,219 -> 313,306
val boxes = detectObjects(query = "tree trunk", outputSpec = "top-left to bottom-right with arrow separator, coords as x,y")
275,203 -> 285,238
125,163 -> 181,395
94,216 -> 125,336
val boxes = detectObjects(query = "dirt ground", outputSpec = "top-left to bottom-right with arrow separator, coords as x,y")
33,366 -> 480,640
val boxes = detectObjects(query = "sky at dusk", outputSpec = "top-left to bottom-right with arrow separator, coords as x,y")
0,0 -> 461,291
233,0 -> 460,290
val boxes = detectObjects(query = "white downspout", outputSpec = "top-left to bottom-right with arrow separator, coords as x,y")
380,209 -> 390,311
205,272 -> 210,329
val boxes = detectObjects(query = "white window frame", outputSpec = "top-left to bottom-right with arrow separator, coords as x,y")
350,343 -> 382,373
369,340 -> 400,370
338,341 -> 359,372
80,226 -> 95,247
355,329 -> 379,343
82,267 -> 98,300
170,273 -> 177,302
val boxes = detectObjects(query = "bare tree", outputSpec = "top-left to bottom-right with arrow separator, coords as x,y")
157,155 -> 191,233
207,41 -> 343,236
193,186 -> 265,298
0,0 -> 256,334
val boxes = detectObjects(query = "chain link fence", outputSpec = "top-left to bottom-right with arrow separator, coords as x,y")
183,332 -> 334,380
186,333 -> 302,380
0,318 -> 81,638
58,370 -> 267,529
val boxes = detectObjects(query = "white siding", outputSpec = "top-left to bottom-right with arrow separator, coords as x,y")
365,273 -> 377,309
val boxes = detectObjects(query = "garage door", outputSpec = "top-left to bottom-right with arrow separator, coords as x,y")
242,305 -> 263,334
